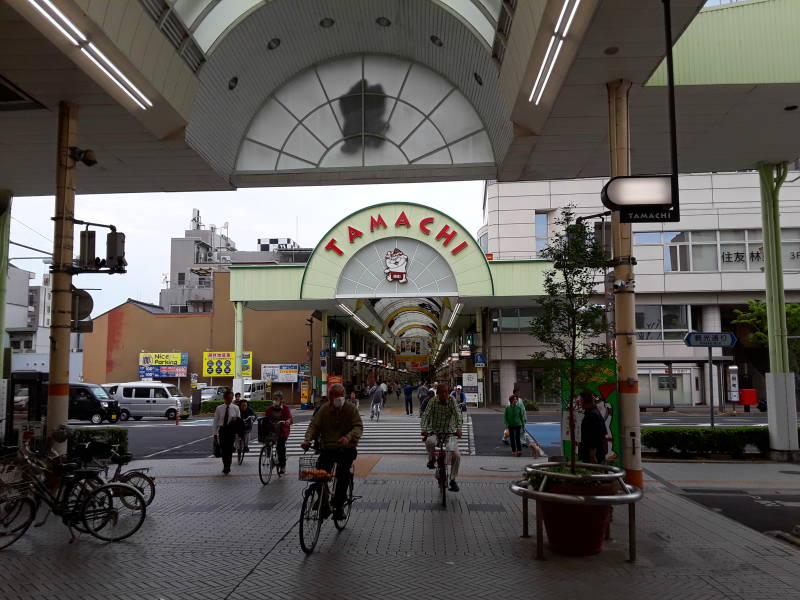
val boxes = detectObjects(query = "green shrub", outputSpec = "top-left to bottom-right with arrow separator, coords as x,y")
641,426 -> 793,459
68,427 -> 129,457
200,400 -> 270,414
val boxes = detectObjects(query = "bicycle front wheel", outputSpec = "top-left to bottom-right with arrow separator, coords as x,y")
0,496 -> 36,550
82,483 -> 146,542
119,472 -> 156,506
437,458 -> 447,508
299,485 -> 323,554
258,445 -> 273,485
333,479 -> 354,531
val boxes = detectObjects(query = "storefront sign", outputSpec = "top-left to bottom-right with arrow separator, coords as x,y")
261,364 -> 299,383
462,373 -> 479,404
139,352 -> 188,378
323,210 -> 469,257
202,351 -> 253,377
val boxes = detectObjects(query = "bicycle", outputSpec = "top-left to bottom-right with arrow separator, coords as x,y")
235,415 -> 257,465
257,418 -> 286,485
73,441 -> 156,506
0,445 -> 146,548
297,449 -> 357,554
425,432 -> 453,508
370,400 -> 382,422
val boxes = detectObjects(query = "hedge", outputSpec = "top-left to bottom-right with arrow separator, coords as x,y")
200,400 -> 272,414
68,427 -> 129,458
640,426 -> 798,459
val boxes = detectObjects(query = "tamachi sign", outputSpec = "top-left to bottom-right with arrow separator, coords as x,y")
601,175 -> 680,224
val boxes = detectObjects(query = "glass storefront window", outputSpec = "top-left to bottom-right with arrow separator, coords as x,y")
634,232 -> 662,245
691,244 -> 719,271
636,305 -> 690,341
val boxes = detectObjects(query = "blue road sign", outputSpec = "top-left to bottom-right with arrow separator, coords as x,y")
474,353 -> 487,368
684,332 -> 737,348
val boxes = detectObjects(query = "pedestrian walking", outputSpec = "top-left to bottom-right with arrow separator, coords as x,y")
213,391 -> 241,474
504,394 -> 525,457
403,382 -> 418,415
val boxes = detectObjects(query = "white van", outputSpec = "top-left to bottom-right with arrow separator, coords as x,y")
242,380 -> 267,402
108,381 -> 191,421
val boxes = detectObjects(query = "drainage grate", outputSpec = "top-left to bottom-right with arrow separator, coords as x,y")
353,502 -> 390,511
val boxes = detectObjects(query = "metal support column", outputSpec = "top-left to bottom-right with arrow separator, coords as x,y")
607,79 -> 643,488
47,102 -> 78,452
233,301 -> 244,395
759,162 -> 799,456
0,190 -> 12,377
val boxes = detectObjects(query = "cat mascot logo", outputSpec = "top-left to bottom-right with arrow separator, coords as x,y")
384,248 -> 409,283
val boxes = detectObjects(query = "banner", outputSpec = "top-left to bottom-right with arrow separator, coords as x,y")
261,363 -> 299,383
462,373 -> 478,403
139,352 -> 188,378
560,359 -> 620,467
202,351 -> 252,377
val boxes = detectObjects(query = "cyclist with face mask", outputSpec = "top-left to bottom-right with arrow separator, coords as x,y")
264,391 -> 293,474
301,383 -> 363,520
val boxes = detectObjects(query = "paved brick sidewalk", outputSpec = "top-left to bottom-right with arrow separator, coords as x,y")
2,455 -> 799,599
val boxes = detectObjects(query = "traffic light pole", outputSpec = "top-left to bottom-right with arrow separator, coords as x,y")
47,101 -> 78,453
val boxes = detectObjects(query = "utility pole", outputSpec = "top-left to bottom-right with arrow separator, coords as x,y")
607,79 -> 643,489
0,190 -> 12,378
48,101 -> 78,453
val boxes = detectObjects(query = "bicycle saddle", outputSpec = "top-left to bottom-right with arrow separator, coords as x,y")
110,453 -> 133,465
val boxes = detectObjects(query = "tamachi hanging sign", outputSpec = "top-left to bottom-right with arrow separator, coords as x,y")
601,175 -> 680,224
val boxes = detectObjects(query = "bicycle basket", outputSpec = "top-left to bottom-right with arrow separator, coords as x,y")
257,418 -> 280,443
298,455 -> 331,481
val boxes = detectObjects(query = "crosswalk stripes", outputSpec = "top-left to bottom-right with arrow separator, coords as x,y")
241,414 -> 474,457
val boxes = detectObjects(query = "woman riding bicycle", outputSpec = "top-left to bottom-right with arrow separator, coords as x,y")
263,391 -> 293,474
238,399 -> 256,452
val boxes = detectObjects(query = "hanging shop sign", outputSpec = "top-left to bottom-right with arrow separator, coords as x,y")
261,364 -> 299,383
202,351 -> 252,377
138,352 -> 188,378
601,175 -> 679,223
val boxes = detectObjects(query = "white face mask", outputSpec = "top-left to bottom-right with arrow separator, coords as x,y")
272,400 -> 281,407
332,397 -> 345,408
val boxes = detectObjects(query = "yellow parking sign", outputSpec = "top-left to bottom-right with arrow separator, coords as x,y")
202,351 -> 252,377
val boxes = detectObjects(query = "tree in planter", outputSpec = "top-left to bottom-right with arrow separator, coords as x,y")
529,206 -> 611,473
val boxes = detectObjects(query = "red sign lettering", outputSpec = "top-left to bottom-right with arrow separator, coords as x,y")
325,238 -> 343,255
419,217 -> 434,235
348,226 -> 363,243
451,241 -> 468,255
395,211 -> 411,228
370,215 -> 387,232
435,224 -> 457,247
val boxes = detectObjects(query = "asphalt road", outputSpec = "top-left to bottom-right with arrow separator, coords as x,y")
681,489 -> 800,536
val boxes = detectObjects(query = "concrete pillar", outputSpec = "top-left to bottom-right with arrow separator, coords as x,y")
500,359 -> 515,406
47,102 -> 78,453
608,79 -> 643,487
758,163 -> 799,457
232,301 -> 244,395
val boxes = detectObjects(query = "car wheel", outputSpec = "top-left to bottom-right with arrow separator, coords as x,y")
90,413 -> 103,425
119,410 -> 130,422
132,416 -> 143,421
165,409 -> 177,421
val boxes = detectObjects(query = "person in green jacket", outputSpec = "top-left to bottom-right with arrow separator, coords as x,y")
504,395 -> 525,456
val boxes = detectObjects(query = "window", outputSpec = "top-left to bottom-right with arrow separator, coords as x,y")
134,388 -> 151,398
198,276 -> 211,288
535,213 -> 548,253
10,340 -> 20,350
123,387 -> 134,398
490,307 -> 542,333
634,232 -> 662,245
153,388 -> 168,398
478,233 -> 488,253
23,340 -> 32,350
177,272 -> 186,286
170,305 -> 189,314
636,305 -> 690,341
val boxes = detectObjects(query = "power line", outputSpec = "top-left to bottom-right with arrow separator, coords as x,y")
11,217 -> 52,244
10,240 -> 51,255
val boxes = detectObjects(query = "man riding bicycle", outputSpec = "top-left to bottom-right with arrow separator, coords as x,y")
238,399 -> 256,452
301,383 -> 363,521
368,382 -> 385,420
421,383 -> 463,492
263,391 -> 293,474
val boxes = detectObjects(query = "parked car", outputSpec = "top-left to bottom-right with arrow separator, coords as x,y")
109,382 -> 191,421
69,383 -> 121,424
199,386 -> 228,402
242,380 -> 267,402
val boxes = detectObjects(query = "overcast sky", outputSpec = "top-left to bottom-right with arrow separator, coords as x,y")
9,181 -> 485,317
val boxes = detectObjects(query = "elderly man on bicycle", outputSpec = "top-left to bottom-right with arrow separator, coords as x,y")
301,383 -> 363,521
421,383 -> 463,492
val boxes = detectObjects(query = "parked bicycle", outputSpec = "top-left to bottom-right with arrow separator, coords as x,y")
428,432 -> 452,507
257,418 -> 285,485
0,444 -> 146,549
73,441 -> 156,506
235,415 -> 257,465
297,449 -> 357,554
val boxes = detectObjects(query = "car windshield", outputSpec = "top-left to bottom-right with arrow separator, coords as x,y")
165,385 -> 180,397
201,389 -> 215,397
243,383 -> 252,392
90,386 -> 110,400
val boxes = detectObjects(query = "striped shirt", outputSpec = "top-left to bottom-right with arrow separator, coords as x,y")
421,396 -> 463,434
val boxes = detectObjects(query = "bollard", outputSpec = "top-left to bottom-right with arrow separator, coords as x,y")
175,410 -> 180,425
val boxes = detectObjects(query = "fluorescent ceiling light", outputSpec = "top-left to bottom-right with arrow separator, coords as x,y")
528,0 -> 581,106
563,0 -> 581,37
447,303 -> 462,329
40,0 -> 85,41
87,43 -> 152,107
27,0 -> 78,45
80,48 -> 147,110
553,0 -> 570,34
534,39 -> 564,106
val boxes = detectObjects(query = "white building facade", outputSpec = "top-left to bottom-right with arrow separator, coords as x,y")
479,172 -> 800,408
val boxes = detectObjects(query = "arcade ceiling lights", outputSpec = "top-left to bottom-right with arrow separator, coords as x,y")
528,0 -> 581,105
